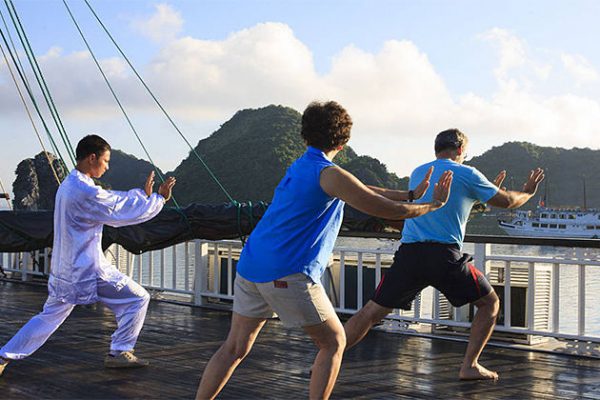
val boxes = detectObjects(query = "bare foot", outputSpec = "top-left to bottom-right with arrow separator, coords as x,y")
459,363 -> 498,381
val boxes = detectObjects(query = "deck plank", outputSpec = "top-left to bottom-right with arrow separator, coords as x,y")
0,281 -> 598,399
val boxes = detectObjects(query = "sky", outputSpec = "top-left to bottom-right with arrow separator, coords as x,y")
1,0 -> 599,208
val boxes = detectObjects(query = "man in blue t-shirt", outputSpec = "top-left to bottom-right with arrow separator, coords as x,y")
344,128 -> 544,381
197,102 -> 454,400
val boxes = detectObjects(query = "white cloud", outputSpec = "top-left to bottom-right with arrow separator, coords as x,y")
144,22 -> 318,118
479,28 -> 527,81
478,28 -> 552,89
130,3 -> 183,44
561,53 -> 599,86
0,19 -> 598,180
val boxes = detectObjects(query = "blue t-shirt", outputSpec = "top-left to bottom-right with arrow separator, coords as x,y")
401,158 -> 498,247
236,147 -> 345,283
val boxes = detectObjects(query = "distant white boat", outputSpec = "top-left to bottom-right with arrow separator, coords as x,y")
498,206 -> 600,238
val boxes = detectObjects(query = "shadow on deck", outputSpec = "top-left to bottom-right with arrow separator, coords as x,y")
0,281 -> 598,399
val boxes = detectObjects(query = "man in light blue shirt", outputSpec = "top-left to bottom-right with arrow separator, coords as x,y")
401,157 -> 499,245
345,129 -> 544,381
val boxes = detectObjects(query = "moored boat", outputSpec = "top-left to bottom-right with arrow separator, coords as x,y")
498,206 -> 600,238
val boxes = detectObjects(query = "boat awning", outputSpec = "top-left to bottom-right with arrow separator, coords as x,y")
0,203 -> 385,253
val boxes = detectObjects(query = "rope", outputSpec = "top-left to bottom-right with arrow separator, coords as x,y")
235,201 -> 247,246
82,0 -> 235,204
0,24 -> 69,171
233,201 -> 268,246
5,0 -> 76,166
0,5 -> 29,90
82,0 -> 258,245
62,0 -> 183,209
0,40 -> 62,185
66,1 -> 261,244
0,176 -> 11,209
246,201 -> 255,229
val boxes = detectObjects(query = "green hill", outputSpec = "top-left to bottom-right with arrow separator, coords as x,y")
99,149 -> 164,191
468,141 -> 599,209
342,156 -> 408,189
169,105 -> 405,204
16,112 -> 597,216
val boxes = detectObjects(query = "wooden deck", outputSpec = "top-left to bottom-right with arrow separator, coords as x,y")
0,281 -> 598,399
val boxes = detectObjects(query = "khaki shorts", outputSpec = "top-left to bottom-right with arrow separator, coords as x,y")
233,273 -> 337,328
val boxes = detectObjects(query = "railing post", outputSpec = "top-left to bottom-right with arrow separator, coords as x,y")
127,254 -> 134,278
504,260 -> 512,329
137,253 -> 143,284
577,248 -> 586,337
227,244 -> 233,297
21,252 -> 30,281
527,262 -> 535,331
44,248 -> 50,275
213,243 -> 220,295
172,245 -> 178,290
339,252 -> 346,310
193,240 -> 209,306
472,243 -> 489,325
473,243 -> 490,275
357,252 -> 363,310
432,289 -> 441,333
149,251 -> 154,287
184,242 -> 190,291
413,292 -> 421,319
115,245 -> 121,272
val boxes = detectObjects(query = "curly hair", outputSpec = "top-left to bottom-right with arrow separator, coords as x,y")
301,101 -> 352,151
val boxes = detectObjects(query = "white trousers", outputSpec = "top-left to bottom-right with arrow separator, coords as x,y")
0,278 -> 150,360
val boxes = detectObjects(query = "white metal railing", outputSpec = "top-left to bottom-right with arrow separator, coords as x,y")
2,238 -> 600,345
0,248 -> 51,280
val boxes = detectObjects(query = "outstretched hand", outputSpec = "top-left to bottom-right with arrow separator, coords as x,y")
522,168 -> 544,195
413,166 -> 433,200
494,170 -> 507,191
432,171 -> 453,206
158,177 -> 177,202
144,171 -> 155,197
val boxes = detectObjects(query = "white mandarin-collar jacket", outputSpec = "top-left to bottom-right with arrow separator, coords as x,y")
48,169 -> 164,304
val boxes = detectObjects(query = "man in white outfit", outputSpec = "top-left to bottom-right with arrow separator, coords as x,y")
0,134 -> 176,376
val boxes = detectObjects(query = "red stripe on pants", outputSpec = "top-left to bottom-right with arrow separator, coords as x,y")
468,263 -> 482,297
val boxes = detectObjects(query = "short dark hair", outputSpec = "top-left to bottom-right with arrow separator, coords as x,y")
434,128 -> 468,153
301,101 -> 352,151
76,134 -> 111,161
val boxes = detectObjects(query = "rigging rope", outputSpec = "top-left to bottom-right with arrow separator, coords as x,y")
0,24 -> 69,171
79,0 -> 265,243
4,0 -> 76,166
62,0 -> 183,209
82,0 -> 235,204
5,1 -> 259,243
0,40 -> 62,185
0,5 -> 29,90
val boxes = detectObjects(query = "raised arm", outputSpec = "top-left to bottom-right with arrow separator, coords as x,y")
487,168 -> 544,209
82,173 -> 176,227
367,166 -> 433,201
320,166 -> 452,220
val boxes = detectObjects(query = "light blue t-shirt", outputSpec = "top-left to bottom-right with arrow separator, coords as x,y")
236,147 -> 345,284
401,159 -> 498,247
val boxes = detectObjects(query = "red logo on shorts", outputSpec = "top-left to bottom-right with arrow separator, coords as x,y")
273,280 -> 288,289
